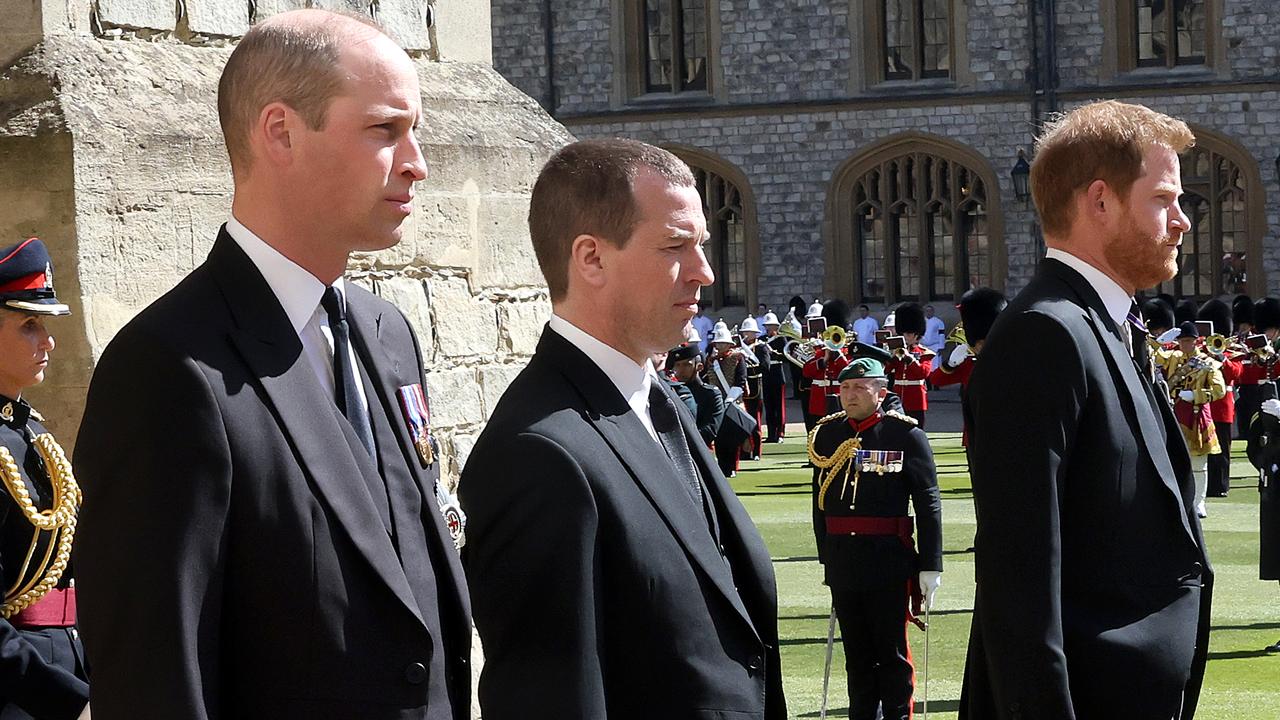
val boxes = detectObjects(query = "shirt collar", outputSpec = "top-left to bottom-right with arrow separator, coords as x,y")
1046,248 -> 1132,327
0,393 -> 31,429
548,314 -> 655,401
225,217 -> 344,336
847,410 -> 882,433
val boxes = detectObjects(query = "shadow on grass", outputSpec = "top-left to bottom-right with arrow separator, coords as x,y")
942,547 -> 976,556
737,490 -> 811,497
775,555 -> 821,563
795,699 -> 961,717
1212,621 -> 1280,631
780,608 -> 972,622
1208,648 -> 1278,660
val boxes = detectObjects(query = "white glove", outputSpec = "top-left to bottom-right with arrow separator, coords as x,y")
1262,398 -> 1280,420
918,570 -> 942,611
948,344 -> 970,367
1156,327 -> 1180,344
1178,390 -> 1195,403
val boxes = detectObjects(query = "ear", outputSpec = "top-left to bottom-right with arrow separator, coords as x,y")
1082,179 -> 1114,224
569,233 -> 609,290
255,102 -> 297,168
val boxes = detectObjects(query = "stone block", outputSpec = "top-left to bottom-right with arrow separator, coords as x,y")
497,298 -> 549,355
95,0 -> 175,31
377,0 -> 432,52
429,276 -> 499,357
479,362 -> 526,419
251,0 -> 308,20
473,196 -> 544,289
375,276 -> 435,357
184,0 -> 250,37
425,365 -> 483,427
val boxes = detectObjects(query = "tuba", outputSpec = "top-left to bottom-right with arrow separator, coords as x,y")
783,338 -> 816,367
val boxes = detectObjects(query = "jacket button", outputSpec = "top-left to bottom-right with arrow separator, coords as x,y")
748,655 -> 762,671
405,662 -> 428,685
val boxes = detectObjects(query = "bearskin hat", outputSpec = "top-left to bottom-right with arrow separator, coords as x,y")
1233,294 -> 1254,328
957,287 -> 1007,344
822,298 -> 851,330
1141,298 -> 1175,335
1255,297 -> 1280,332
894,302 -> 926,336
1174,298 -> 1198,327
1196,298 -> 1232,337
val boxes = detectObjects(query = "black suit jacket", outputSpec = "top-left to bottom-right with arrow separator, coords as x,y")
960,259 -> 1212,720
73,229 -> 471,720
460,327 -> 786,719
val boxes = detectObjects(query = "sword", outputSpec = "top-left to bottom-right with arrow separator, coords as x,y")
820,602 -> 837,720
922,604 -> 931,720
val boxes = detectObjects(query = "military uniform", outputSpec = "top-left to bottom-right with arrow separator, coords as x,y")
810,360 -> 942,720
0,238 -> 87,719
802,351 -> 848,429
762,328 -> 788,442
1244,402 -> 1280,652
741,335 -> 770,460
886,347 -> 933,427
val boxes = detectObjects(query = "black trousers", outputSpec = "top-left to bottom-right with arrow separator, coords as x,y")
1208,421 -> 1233,496
715,440 -> 740,477
743,398 -> 763,458
830,581 -> 914,720
763,378 -> 786,441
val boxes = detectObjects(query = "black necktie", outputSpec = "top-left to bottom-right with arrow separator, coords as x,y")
321,286 -> 376,457
1127,301 -> 1152,378
648,383 -> 707,513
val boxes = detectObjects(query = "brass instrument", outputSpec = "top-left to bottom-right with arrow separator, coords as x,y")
779,313 -> 803,340
782,338 -> 816,367
1204,333 -> 1249,360
945,322 -> 968,347
821,325 -> 847,352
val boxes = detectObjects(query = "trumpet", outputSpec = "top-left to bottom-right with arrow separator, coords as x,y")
1204,333 -> 1248,360
821,325 -> 847,352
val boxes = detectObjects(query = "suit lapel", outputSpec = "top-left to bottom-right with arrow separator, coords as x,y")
345,291 -> 471,621
1046,261 -> 1196,542
539,329 -> 758,636
209,231 -> 426,628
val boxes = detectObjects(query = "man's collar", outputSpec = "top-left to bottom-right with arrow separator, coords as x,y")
0,393 -> 31,429
1045,248 -> 1132,327
847,410 -> 883,433
548,314 -> 653,398
225,217 -> 342,336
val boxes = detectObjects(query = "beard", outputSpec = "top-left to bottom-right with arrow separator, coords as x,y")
1103,214 -> 1179,291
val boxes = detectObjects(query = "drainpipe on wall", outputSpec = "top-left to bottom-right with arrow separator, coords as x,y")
542,0 -> 558,115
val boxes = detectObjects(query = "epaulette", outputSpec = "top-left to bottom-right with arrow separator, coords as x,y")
814,410 -> 847,427
884,409 -> 918,427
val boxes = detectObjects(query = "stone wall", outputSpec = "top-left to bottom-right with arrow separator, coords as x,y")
499,0 -> 1280,314
0,0 -> 571,491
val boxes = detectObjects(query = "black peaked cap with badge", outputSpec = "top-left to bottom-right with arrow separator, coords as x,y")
0,238 -> 70,316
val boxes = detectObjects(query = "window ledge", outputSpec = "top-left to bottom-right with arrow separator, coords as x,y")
1113,64 -> 1217,83
866,77 -> 959,95
623,92 -> 719,110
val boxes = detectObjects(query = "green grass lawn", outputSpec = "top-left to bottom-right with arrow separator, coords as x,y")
733,429 -> 1280,718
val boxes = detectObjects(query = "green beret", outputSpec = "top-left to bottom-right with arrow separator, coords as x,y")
837,357 -> 887,382
846,341 -> 894,364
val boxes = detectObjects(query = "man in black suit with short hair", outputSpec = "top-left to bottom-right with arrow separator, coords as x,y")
73,11 -> 470,719
460,138 -> 786,719
960,100 -> 1213,720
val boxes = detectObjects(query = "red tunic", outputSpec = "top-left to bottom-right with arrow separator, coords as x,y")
1238,357 -> 1280,385
802,351 -> 849,417
887,346 -> 934,412
928,356 -> 972,389
1210,356 -> 1243,423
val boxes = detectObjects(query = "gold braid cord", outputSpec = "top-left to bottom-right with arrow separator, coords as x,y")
0,434 -> 81,618
808,413 -> 863,511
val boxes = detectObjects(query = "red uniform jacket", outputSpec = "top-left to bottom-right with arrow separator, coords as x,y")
1210,356 -> 1243,424
928,356 -> 972,389
1238,357 -> 1280,386
888,346 -> 933,412
802,351 -> 849,417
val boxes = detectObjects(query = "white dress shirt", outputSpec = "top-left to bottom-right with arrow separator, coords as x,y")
548,314 -> 661,442
1046,248 -> 1132,328
224,217 -> 371,417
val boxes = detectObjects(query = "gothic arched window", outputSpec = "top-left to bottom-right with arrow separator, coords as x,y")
838,144 -> 996,303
